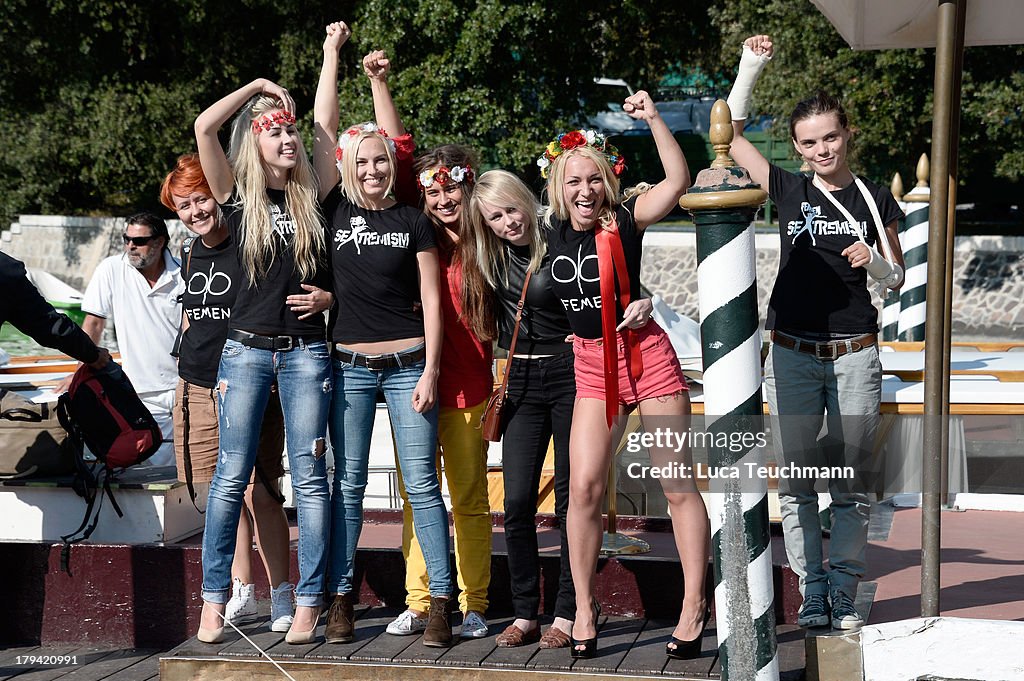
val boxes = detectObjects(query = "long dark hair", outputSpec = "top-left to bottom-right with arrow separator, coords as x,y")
414,144 -> 491,336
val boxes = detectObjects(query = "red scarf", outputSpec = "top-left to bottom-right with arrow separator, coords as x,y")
594,216 -> 643,427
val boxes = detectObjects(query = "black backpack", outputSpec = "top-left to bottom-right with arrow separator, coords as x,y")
56,362 -> 162,572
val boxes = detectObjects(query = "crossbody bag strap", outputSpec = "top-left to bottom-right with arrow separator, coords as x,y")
495,270 -> 533,401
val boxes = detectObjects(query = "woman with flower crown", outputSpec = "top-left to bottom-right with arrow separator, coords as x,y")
313,22 -> 453,648
193,73 -> 334,644
540,92 -> 710,660
348,48 -> 492,643
376,99 -> 494,640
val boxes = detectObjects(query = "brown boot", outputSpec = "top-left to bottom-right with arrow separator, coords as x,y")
324,592 -> 355,644
422,595 -> 452,647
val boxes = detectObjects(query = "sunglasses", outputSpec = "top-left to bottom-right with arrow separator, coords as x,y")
122,234 -> 157,246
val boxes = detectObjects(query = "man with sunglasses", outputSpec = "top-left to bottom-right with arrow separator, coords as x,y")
79,212 -> 183,467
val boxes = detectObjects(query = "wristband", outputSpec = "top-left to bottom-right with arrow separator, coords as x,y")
726,44 -> 771,121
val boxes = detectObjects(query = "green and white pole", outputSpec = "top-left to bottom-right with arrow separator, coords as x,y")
880,172 -> 904,341
899,154 -> 931,342
679,100 -> 778,681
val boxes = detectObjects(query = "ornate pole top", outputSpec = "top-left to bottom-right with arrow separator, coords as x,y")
891,172 -> 905,202
678,99 -> 767,211
709,100 -> 735,169
916,153 -> 930,188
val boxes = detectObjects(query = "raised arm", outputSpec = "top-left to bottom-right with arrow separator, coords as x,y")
194,78 -> 295,203
314,21 -> 351,200
363,50 -> 406,137
727,34 -> 774,189
626,91 -> 691,231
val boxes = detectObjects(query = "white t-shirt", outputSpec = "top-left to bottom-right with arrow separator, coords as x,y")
82,251 -> 183,394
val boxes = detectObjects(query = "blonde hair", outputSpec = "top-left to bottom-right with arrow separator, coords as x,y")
228,96 -> 325,287
542,145 -> 655,231
542,145 -> 621,230
337,126 -> 397,207
463,170 -> 546,341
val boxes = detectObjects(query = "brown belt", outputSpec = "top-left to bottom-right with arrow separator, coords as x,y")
770,331 -> 877,361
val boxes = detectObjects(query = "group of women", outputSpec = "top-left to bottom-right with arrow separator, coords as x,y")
165,21 -> 895,660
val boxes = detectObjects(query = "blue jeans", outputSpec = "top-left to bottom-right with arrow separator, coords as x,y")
328,345 -> 451,596
764,341 -> 881,601
202,338 -> 332,608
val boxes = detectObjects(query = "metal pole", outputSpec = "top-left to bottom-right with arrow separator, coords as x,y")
921,0 -> 962,618
680,100 -> 777,681
602,435 -> 651,555
940,0 -> 967,508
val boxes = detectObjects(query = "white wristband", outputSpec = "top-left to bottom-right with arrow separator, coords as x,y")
727,44 -> 771,121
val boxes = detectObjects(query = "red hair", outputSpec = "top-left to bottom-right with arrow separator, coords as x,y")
159,154 -> 213,210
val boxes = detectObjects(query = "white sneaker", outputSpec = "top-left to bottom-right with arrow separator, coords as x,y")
386,609 -> 428,636
224,578 -> 257,623
270,582 -> 295,633
460,610 -> 489,639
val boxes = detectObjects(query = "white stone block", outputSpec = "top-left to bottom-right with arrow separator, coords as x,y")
861,617 -> 1024,681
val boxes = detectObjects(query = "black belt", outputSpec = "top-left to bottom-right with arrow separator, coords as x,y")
771,331 -> 877,361
227,329 -> 324,352
332,344 -> 426,370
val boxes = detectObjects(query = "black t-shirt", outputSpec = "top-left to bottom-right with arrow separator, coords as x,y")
177,236 -> 238,388
547,196 -> 643,339
767,165 -> 903,335
321,186 -> 437,343
221,189 -> 329,337
495,240 -> 574,355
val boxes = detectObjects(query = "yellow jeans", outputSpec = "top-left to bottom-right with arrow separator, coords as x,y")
396,399 -> 492,614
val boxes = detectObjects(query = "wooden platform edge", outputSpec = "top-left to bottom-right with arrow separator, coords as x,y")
158,655 -> 704,681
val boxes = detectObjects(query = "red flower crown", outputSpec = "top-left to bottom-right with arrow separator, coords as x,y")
417,164 -> 475,190
251,110 -> 296,134
334,123 -> 395,169
536,129 -> 626,179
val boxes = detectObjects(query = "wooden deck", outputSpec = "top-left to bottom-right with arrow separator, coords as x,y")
0,645 -> 162,680
157,607 -> 805,681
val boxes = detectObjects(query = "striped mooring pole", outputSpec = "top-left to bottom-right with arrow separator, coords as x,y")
881,172 -> 905,341
898,154 -> 930,342
679,100 -> 778,681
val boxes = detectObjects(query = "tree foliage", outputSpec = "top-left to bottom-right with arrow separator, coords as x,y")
707,0 -> 1024,210
0,0 -> 1020,228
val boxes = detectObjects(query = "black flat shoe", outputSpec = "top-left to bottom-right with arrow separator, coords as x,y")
666,607 -> 711,660
569,599 -> 602,660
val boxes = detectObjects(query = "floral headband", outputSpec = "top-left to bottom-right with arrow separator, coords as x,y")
536,128 -> 626,179
334,122 -> 396,171
417,164 -> 475,190
251,110 -> 296,134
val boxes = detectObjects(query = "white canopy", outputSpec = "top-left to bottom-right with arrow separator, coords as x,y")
809,0 -> 1024,49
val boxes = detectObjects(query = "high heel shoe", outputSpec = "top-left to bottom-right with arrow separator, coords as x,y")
666,607 -> 711,660
197,601 -> 226,644
570,600 -> 602,660
285,607 -> 322,645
